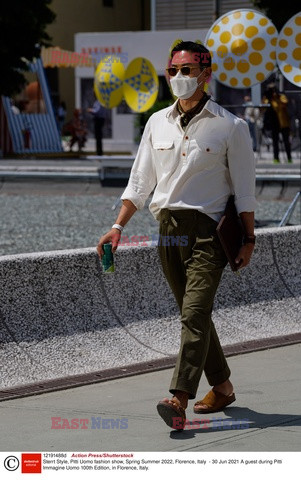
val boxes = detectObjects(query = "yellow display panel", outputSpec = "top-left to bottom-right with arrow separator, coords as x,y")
123,58 -> 159,112
94,55 -> 125,108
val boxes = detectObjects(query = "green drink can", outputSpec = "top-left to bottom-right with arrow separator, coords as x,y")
102,243 -> 115,273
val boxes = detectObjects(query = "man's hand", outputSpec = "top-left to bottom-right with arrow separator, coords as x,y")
235,243 -> 255,269
237,211 -> 255,269
96,229 -> 121,258
96,200 -> 137,258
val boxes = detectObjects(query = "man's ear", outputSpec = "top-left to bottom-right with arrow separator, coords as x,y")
203,67 -> 212,84
204,67 -> 212,79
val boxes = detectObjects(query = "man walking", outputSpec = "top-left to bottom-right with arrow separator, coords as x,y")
88,99 -> 106,155
97,41 -> 256,430
263,84 -> 292,163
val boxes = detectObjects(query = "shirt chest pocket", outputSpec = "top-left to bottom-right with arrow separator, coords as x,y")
153,141 -> 175,170
189,140 -> 221,170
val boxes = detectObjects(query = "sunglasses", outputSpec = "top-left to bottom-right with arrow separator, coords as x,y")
166,66 -> 200,77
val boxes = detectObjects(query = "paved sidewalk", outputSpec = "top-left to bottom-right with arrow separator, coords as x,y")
0,155 -> 300,186
0,344 -> 300,452
0,149 -> 300,172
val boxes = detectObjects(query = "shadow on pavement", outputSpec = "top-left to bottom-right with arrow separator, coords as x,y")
169,406 -> 301,440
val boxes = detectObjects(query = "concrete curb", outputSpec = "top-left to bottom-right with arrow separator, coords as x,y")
0,226 -> 300,389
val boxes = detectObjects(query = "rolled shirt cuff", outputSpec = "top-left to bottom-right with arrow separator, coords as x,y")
120,187 -> 144,210
120,169 -> 154,210
235,196 -> 257,214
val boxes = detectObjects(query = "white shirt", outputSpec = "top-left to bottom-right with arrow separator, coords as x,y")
121,98 -> 257,222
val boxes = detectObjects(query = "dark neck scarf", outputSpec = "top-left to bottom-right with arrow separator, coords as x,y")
177,92 -> 210,128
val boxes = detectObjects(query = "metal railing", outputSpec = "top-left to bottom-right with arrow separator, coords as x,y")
279,191 -> 301,227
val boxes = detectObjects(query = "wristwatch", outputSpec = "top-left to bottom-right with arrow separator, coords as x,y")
243,235 -> 256,245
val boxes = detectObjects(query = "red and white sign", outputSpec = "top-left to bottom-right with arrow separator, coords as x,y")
21,453 -> 42,474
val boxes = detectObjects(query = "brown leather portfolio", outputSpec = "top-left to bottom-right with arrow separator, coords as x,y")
216,195 -> 244,272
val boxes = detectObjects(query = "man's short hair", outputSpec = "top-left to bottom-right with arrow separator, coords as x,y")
171,41 -> 211,68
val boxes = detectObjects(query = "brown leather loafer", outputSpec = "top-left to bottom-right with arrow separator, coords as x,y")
157,399 -> 186,430
193,390 -> 236,414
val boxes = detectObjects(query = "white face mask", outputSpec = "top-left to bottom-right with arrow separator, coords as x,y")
170,70 -> 204,100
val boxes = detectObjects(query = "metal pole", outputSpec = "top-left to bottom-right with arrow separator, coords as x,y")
150,0 -> 156,31
279,191 -> 301,227
279,72 -> 284,92
214,0 -> 220,20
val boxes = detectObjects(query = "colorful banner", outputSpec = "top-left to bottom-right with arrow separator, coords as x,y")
41,47 -> 93,68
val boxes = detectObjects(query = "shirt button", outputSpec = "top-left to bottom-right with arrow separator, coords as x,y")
185,136 -> 189,140
182,153 -> 186,157
206,148 -> 210,152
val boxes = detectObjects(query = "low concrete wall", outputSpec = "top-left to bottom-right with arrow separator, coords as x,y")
0,226 -> 300,389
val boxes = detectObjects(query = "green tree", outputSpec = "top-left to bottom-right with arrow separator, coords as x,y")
252,0 -> 300,30
0,1 -> 55,96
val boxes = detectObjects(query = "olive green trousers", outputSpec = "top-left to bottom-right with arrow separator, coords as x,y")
158,208 -> 231,399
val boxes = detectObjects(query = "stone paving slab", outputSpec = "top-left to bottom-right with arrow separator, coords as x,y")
0,344 -> 300,452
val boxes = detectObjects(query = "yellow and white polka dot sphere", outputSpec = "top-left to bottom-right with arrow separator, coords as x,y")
94,55 -> 125,108
206,9 -> 278,88
276,12 -> 301,87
